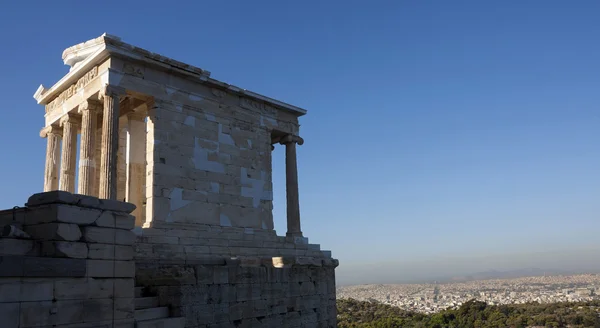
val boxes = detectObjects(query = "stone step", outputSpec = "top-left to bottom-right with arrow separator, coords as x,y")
135,286 -> 145,298
135,307 -> 169,321
135,296 -> 159,309
136,317 -> 186,328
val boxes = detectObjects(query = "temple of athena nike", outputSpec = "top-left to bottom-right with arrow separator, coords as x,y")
0,33 -> 337,328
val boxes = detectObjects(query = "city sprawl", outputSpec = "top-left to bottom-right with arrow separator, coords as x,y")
337,274 -> 600,314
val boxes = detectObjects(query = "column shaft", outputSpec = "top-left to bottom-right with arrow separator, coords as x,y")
77,101 -> 99,195
126,113 -> 147,226
41,126 -> 62,191
282,135 -> 304,237
99,86 -> 124,199
59,115 -> 79,193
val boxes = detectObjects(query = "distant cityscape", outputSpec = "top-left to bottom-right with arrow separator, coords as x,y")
337,274 -> 600,314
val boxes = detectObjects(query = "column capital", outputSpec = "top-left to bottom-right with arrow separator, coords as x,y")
77,99 -> 102,113
279,134 -> 304,146
99,84 -> 126,100
40,125 -> 62,138
59,113 -> 81,128
127,110 -> 147,121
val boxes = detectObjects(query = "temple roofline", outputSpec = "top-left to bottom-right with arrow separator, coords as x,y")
34,33 -> 307,116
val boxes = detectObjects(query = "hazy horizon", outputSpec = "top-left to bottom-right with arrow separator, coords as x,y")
336,247 -> 600,286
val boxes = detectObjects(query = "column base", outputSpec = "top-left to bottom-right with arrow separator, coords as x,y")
286,233 -> 308,245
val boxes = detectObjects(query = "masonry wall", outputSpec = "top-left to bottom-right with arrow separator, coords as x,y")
109,57 -> 301,231
107,55 -> 339,327
135,257 -> 338,328
0,191 -> 136,328
145,97 -> 282,230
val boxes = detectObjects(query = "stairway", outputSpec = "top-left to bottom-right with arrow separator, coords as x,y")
135,286 -> 186,328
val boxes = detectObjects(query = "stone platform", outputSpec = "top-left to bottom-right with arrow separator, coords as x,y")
0,191 -> 337,327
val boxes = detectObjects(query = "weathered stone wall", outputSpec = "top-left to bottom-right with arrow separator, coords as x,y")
144,96 -> 289,230
134,225 -> 330,260
0,191 -> 136,328
135,257 -> 338,328
109,56 -> 301,231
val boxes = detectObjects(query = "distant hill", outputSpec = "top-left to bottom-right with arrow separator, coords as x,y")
444,268 -> 573,282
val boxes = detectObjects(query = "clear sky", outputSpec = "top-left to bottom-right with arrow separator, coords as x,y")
1,1 -> 599,282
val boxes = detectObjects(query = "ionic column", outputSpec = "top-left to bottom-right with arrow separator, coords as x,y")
77,100 -> 100,195
41,125 -> 62,191
280,134 -> 304,237
59,114 -> 80,193
126,111 -> 147,226
98,85 -> 125,200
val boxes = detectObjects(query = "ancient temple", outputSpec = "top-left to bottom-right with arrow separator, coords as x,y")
0,34 -> 337,327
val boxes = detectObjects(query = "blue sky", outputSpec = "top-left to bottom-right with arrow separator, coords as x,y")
1,1 -> 599,278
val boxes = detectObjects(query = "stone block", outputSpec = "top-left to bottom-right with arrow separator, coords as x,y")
115,245 -> 134,260
24,204 -> 101,226
26,190 -> 78,207
19,301 -> 53,327
88,243 -> 115,260
86,259 -> 114,277
209,246 -> 230,254
83,299 -> 113,322
137,264 -> 195,286
115,261 -> 135,277
98,199 -> 136,214
54,300 -> 85,325
114,297 -> 135,320
88,278 -> 114,299
139,235 -> 179,244
41,241 -> 88,259
23,257 -> 86,277
0,302 -> 19,328
82,227 -> 115,244
184,245 -> 210,255
213,266 -> 228,284
195,265 -> 213,284
0,256 -> 24,276
76,194 -> 102,209
1,224 -> 30,239
116,230 -> 135,245
151,244 -> 186,261
114,278 -> 134,298
54,278 -> 87,300
94,211 -> 116,228
0,278 -> 21,302
115,213 -> 136,230
138,228 -> 167,236
307,243 -> 321,251
295,256 -> 323,267
0,238 -> 35,256
179,237 -> 208,245
25,223 -> 82,241
236,283 -> 261,301
0,210 -> 26,228
21,278 -> 54,301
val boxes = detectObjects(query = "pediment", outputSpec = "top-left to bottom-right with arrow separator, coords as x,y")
61,33 -> 118,70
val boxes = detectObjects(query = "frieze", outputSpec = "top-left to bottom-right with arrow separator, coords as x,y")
240,98 -> 277,115
45,66 -> 98,113
123,63 -> 144,78
211,88 -> 226,99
